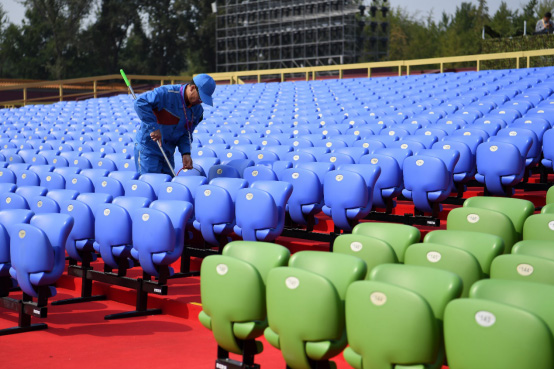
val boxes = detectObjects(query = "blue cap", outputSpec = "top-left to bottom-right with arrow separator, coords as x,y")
193,74 -> 216,107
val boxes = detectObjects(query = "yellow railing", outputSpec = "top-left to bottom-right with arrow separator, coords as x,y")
208,48 -> 554,83
0,74 -> 192,108
2,48 -> 554,108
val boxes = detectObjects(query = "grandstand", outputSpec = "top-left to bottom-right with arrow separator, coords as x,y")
1,56 -> 554,368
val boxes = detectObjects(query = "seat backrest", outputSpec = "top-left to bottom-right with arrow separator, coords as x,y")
464,196 -> 534,238
353,222 -> 420,263
289,251 -> 367,301
405,242 -> 482,297
0,192 -> 30,210
124,179 -> 156,200
444,298 -> 554,368
423,230 -> 504,275
512,240 -> 554,262
29,196 -> 60,214
447,206 -> 518,253
333,234 -> 397,279
209,177 -> 248,202
171,175 -> 208,200
370,264 -> 462,320
523,213 -> 554,242
470,279 -> 554,334
490,254 -> 554,285
156,182 -> 193,202
222,241 -> 291,284
344,280 -> 440,369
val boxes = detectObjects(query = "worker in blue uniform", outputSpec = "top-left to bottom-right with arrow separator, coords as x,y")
133,73 -> 216,175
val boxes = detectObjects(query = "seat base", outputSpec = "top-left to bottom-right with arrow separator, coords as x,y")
216,342 -> 261,369
0,322 -> 48,336
0,291 -> 49,336
105,308 -> 163,320
366,211 -> 441,227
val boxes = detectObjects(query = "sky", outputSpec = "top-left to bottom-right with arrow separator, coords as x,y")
0,0 -> 536,25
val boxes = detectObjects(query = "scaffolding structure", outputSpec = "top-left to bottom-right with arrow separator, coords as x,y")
215,0 -> 362,72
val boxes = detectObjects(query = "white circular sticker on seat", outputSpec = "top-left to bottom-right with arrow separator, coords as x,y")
463,132 -> 471,136
285,277 -> 299,290
227,153 -> 233,158
166,186 -> 173,193
292,172 -> 300,179
262,141 -> 267,146
293,141 -> 299,147
330,157 -> 337,163
326,142 -> 332,148
475,311 -> 496,327
217,169 -> 223,175
46,176 -> 52,182
293,155 -> 300,161
427,251 -> 441,263
322,130 -> 328,136
104,208 -> 110,216
401,144 -> 408,149
350,242 -> 363,252
425,131 -> 432,136
549,221 -> 554,231
363,143 -> 369,148
389,131 -> 395,136
131,184 -> 138,191
252,170 -> 259,177
246,193 -> 254,200
490,146 -> 498,152
443,145 -> 451,150
198,150 -> 204,156
216,264 -> 228,276
204,189 -> 211,197
354,130 -> 360,135
37,200 -> 43,208
509,131 -> 517,136
5,197 -> 11,204
336,174 -> 343,181
370,292 -> 387,306
467,214 -> 480,223
19,230 -> 25,239
517,263 -> 534,276
371,158 -> 378,165
416,160 -> 424,166
142,213 -> 150,221
67,204 -> 74,212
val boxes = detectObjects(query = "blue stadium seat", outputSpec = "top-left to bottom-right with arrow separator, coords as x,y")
95,196 -> 151,269
322,169 -> 377,231
402,155 -> 452,214
475,142 -> 527,196
8,213 -> 73,297
359,153 -> 403,210
123,179 -> 156,200
234,181 -> 292,241
279,168 -> 324,226
132,201 -> 192,277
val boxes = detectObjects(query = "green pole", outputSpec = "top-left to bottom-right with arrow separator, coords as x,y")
120,69 -> 136,99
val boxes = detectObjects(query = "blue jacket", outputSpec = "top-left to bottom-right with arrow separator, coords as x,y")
134,84 -> 203,158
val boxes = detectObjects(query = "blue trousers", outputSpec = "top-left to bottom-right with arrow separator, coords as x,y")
134,142 -> 175,176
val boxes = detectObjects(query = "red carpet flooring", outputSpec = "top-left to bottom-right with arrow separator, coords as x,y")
0,181 -> 548,368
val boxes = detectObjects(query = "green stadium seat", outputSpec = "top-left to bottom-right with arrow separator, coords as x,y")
446,206 -> 518,253
352,223 -> 421,262
333,234 -> 397,279
423,230 -> 504,275
523,213 -> 554,242
463,196 -> 534,240
199,241 -> 290,368
490,254 -> 554,285
343,264 -> 462,368
444,279 -> 554,368
541,204 -> 554,214
547,186 -> 554,204
444,299 -> 554,368
404,243 -> 482,297
512,240 -> 554,261
264,251 -> 366,369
